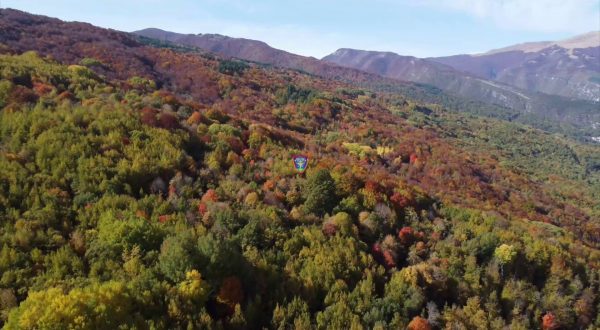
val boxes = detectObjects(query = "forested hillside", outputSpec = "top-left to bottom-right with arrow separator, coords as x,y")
322,48 -> 600,138
135,27 -> 598,140
0,9 -> 599,330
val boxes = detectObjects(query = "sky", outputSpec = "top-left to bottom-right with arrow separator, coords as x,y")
2,0 -> 599,58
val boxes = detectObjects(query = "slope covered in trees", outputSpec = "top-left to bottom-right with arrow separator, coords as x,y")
4,8 -> 597,141
133,27 -> 600,140
0,9 -> 599,330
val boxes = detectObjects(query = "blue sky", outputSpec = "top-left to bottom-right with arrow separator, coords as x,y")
3,0 -> 599,58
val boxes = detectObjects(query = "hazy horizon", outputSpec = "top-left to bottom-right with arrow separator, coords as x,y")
2,0 -> 599,58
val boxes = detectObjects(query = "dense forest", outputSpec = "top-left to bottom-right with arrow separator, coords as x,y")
0,9 -> 599,330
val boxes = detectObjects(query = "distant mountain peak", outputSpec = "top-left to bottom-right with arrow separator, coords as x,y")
328,48 -> 416,59
555,31 -> 600,50
482,31 -> 600,55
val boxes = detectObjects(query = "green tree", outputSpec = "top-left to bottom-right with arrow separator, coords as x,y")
159,231 -> 199,283
303,169 -> 338,216
272,297 -> 312,330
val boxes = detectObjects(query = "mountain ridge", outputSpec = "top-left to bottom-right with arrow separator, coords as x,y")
323,48 -> 600,135
133,28 -> 600,137
481,31 -> 600,55
430,32 -> 600,101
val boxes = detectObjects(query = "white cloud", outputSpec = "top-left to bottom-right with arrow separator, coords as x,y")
414,0 -> 600,33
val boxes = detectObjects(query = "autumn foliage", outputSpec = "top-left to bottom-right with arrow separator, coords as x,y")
542,312 -> 558,330
217,276 -> 244,314
407,316 -> 432,330
0,9 -> 598,330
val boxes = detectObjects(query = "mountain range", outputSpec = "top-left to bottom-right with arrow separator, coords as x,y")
324,32 -> 600,103
134,28 -> 600,138
430,32 -> 600,101
0,8 -> 599,329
